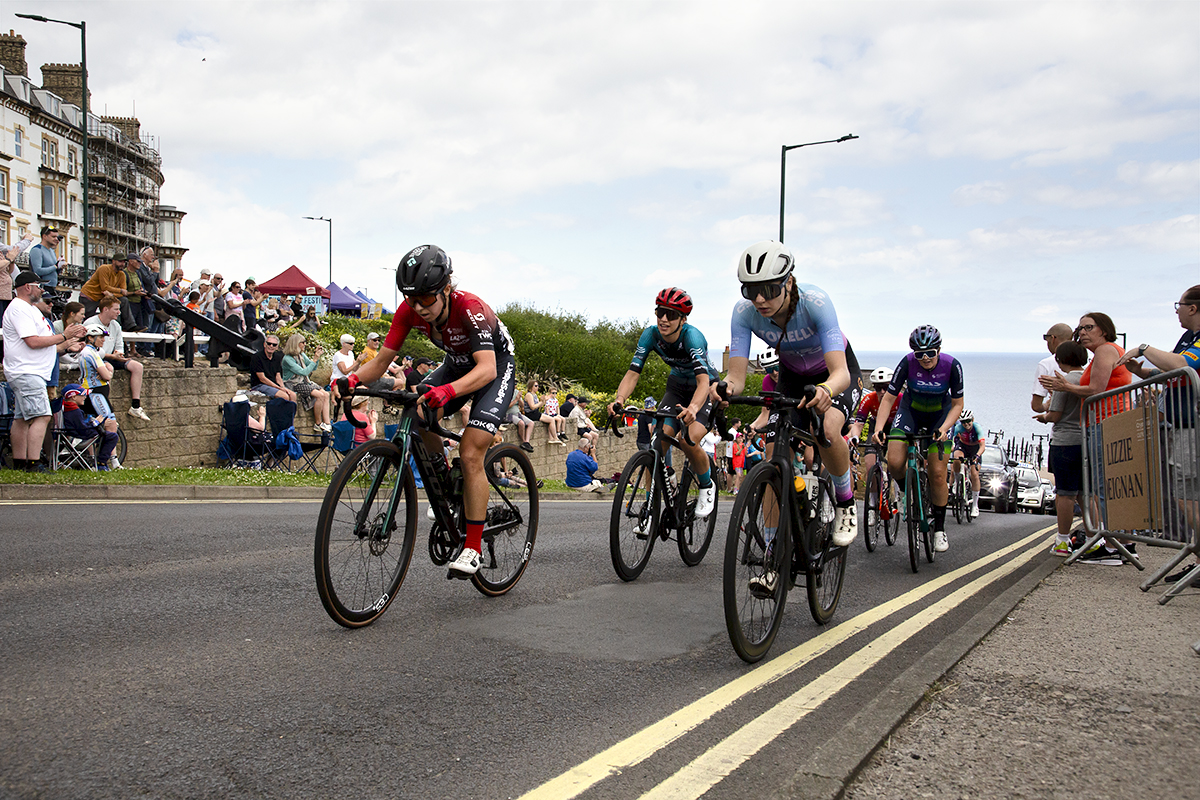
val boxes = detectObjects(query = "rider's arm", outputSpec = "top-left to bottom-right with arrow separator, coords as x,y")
937,396 -> 964,440
872,391 -> 898,443
806,348 -> 849,411
611,369 -> 641,412
354,345 -> 395,386
718,356 -> 749,399
685,373 -> 710,416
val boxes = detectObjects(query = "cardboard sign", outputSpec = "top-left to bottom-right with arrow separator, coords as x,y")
1102,407 -> 1162,531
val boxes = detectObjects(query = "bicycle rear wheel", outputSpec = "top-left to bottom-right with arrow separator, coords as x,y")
472,444 -> 539,596
906,466 -> 920,574
315,440 -> 417,628
862,467 -> 880,552
610,449 -> 659,581
723,462 -> 789,663
883,476 -> 898,546
678,467 -> 717,567
806,474 -> 845,625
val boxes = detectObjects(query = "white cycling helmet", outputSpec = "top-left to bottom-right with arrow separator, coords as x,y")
737,240 -> 794,284
960,408 -> 974,424
869,367 -> 893,385
760,349 -> 779,370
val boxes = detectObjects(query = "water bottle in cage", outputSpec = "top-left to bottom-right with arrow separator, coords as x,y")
449,457 -> 464,499
664,465 -> 679,506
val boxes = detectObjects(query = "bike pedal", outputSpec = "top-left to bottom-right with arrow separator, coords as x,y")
446,569 -> 473,581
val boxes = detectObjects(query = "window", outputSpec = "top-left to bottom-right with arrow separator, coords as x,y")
67,148 -> 77,176
14,127 -> 22,158
42,137 -> 59,170
0,218 -> 7,246
69,194 -> 78,222
58,188 -> 66,217
16,180 -> 24,210
0,167 -> 8,204
43,184 -> 55,215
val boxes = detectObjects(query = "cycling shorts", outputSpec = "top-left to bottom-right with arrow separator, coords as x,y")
658,374 -> 714,437
887,408 -> 953,457
953,441 -> 981,461
760,347 -> 862,446
424,354 -> 516,436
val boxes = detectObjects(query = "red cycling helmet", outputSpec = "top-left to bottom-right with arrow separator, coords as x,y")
655,286 -> 693,316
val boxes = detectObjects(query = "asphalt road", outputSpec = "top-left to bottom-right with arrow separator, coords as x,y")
0,496 -> 1055,799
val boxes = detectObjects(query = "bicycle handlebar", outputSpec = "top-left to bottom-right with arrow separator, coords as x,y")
715,384 -> 831,449
336,381 -> 461,442
606,404 -> 729,446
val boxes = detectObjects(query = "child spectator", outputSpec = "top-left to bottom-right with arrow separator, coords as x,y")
349,395 -> 377,445
60,384 -> 121,471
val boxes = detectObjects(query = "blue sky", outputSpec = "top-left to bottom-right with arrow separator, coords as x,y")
17,1 -> 1199,355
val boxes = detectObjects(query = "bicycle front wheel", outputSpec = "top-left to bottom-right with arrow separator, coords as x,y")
806,474 -> 846,625
862,467 -> 880,552
610,449 -> 659,581
906,466 -> 920,574
472,444 -> 539,596
315,440 -> 417,628
951,474 -> 964,525
921,471 -> 936,564
723,462 -> 789,663
678,467 -> 718,567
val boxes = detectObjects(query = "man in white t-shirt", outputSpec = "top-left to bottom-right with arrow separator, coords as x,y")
2,272 -> 85,470
83,296 -> 151,420
1031,323 -> 1074,414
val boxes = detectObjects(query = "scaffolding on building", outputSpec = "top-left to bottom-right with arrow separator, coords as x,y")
82,115 -> 163,276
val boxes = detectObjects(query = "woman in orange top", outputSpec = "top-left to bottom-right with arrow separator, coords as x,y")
1039,311 -> 1131,421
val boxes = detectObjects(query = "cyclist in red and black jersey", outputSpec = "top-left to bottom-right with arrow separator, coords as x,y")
340,244 -> 517,577
848,367 -> 902,483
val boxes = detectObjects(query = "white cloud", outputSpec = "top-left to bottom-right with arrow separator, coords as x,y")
954,181 -> 1010,206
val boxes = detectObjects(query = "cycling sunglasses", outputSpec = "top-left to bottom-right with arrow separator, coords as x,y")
655,307 -> 682,322
914,348 -> 939,360
740,279 -> 788,302
403,292 -> 440,308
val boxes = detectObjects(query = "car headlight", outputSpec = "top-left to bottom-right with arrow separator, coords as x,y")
988,477 -> 1003,493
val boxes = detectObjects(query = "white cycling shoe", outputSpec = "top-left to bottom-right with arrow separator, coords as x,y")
449,547 -> 481,576
832,504 -> 857,547
695,483 -> 716,519
934,531 -> 949,552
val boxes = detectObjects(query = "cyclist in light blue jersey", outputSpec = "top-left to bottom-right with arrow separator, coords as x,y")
610,287 -> 719,519
713,241 -> 863,548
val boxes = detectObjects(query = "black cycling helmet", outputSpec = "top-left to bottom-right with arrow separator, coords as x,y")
909,324 -> 942,351
396,245 -> 452,295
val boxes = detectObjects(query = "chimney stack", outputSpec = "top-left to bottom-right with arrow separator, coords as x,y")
41,62 -> 90,109
0,30 -> 28,77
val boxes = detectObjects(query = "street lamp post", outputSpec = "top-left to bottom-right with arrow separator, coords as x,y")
302,216 -> 332,285
779,134 -> 858,243
17,13 -> 89,274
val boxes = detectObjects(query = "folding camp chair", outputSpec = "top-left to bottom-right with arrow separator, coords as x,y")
0,383 -> 15,469
263,396 -> 331,473
217,400 -> 268,468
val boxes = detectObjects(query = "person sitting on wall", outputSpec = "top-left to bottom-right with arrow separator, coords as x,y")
565,437 -> 606,492
248,334 -> 298,402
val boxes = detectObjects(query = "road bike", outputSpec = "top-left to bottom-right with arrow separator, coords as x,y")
314,386 -> 539,628
720,387 -> 846,663
949,452 -> 977,525
607,406 -> 722,580
898,431 -> 945,573
860,441 -> 898,551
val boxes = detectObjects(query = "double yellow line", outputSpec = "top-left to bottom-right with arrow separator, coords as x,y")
521,524 -> 1057,800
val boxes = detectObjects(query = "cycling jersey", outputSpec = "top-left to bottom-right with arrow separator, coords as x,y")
855,389 -> 903,441
729,284 -> 847,375
630,323 -> 717,384
887,352 -> 964,416
951,421 -> 984,447
383,290 -> 513,370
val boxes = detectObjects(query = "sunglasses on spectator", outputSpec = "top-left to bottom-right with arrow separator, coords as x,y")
914,349 -> 939,360
1042,333 -> 1055,341
265,341 -> 279,347
654,307 -> 682,322
404,292 -> 440,308
740,279 -> 788,302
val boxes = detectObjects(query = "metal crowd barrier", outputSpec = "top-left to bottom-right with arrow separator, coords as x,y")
1068,366 -> 1199,607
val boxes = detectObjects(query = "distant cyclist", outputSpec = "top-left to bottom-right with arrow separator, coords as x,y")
713,240 -> 863,549
872,325 -> 965,553
950,409 -> 985,519
848,367 -> 903,485
609,287 -> 719,519
339,244 -> 516,577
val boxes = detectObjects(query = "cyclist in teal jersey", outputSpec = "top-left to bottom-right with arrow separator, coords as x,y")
610,287 -> 719,519
950,409 -> 985,519
712,241 -> 863,548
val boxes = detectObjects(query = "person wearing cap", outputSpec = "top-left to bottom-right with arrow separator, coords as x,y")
2,272 -> 86,470
0,234 -> 37,353
79,254 -> 137,329
328,334 -> 362,405
348,394 -> 378,446
83,296 -> 151,421
60,384 -> 122,471
27,226 -> 64,290
636,396 -> 658,451
568,395 -> 600,451
358,332 -> 399,390
404,356 -> 436,391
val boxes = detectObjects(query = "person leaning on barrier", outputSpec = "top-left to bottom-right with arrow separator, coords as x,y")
2,272 -> 86,471
1034,341 -> 1090,556
1114,285 -> 1200,582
